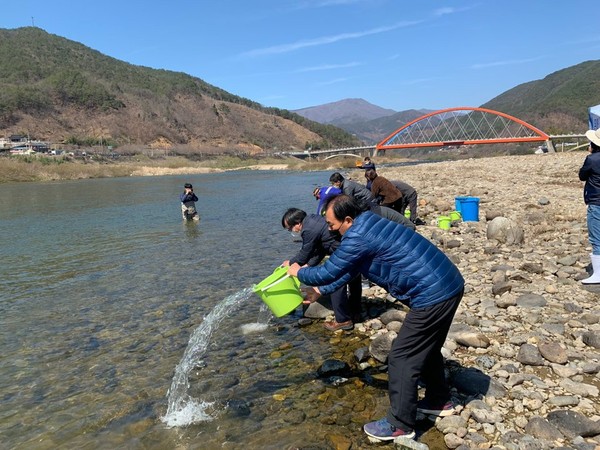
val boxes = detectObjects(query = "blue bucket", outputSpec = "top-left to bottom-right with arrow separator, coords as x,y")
455,196 -> 467,213
460,197 -> 480,222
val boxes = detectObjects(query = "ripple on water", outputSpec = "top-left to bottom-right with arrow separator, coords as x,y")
240,322 -> 269,334
162,399 -> 215,428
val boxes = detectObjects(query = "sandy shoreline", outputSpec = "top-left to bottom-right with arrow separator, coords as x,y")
129,163 -> 292,176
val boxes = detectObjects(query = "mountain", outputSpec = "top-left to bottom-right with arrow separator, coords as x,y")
295,60 -> 600,145
482,60 -> 600,134
0,27 -> 361,153
293,98 -> 397,125
340,109 -> 435,144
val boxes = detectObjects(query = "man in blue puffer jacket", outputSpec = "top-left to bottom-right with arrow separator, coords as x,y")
288,194 -> 464,442
282,208 -> 362,331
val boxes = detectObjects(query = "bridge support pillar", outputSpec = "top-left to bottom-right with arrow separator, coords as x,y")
546,140 -> 556,153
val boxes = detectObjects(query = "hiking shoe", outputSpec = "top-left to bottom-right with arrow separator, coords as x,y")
417,399 -> 456,417
413,218 -> 427,226
363,418 -> 415,441
323,320 -> 353,331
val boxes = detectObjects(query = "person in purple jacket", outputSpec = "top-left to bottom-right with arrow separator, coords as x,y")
288,194 -> 464,442
313,185 -> 342,215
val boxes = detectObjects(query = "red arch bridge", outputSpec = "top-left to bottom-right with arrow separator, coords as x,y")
283,107 -> 587,159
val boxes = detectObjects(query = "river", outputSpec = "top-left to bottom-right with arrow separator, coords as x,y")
0,170 -> 353,449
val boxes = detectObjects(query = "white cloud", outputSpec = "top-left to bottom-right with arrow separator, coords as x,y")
295,62 -> 362,72
316,77 -> 349,86
471,56 -> 545,70
238,20 -> 421,58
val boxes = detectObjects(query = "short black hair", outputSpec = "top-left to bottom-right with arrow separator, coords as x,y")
592,142 -> 600,153
281,208 -> 307,229
184,183 -> 193,189
324,194 -> 362,221
329,172 -> 345,183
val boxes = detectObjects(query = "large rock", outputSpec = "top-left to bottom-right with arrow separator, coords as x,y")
546,410 -> 600,439
486,216 -> 525,245
449,367 -> 508,398
369,331 -> 397,363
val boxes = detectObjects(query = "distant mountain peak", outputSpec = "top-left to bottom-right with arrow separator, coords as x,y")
292,98 -> 397,125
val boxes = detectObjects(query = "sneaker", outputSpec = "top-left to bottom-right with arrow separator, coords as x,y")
417,399 -> 456,417
363,418 -> 415,441
323,320 -> 353,331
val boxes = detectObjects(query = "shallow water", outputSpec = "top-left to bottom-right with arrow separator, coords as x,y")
0,170 -> 346,449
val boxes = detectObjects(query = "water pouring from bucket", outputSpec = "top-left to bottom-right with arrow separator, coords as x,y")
162,288 -> 253,427
252,266 -> 303,317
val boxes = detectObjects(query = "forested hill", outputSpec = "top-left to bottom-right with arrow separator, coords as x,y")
483,60 -> 600,134
0,27 -> 361,152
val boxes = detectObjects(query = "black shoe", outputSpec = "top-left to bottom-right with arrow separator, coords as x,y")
413,218 -> 426,226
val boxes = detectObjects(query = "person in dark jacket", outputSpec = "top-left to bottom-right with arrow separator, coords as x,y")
357,157 -> 376,189
579,128 -> 600,284
287,195 -> 464,442
329,172 -> 375,211
391,179 -> 426,226
365,168 -> 404,214
281,208 -> 361,330
180,183 -> 199,221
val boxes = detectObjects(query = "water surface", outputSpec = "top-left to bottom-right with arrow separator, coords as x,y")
0,170 -> 341,449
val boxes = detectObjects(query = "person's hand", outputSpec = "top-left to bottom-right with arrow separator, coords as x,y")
302,286 -> 321,304
287,263 -> 301,277
282,260 -> 290,267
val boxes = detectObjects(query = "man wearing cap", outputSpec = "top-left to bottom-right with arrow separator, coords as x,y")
579,128 -> 600,283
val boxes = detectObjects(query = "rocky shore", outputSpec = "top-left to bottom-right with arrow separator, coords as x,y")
302,152 -> 600,450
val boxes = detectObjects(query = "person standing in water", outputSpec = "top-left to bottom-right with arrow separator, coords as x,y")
180,183 -> 199,221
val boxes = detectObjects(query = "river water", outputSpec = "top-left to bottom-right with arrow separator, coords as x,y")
0,170 -> 351,449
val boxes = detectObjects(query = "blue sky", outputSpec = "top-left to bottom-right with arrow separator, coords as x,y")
3,1 -> 599,112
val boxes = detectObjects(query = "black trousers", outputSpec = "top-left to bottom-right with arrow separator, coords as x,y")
382,197 -> 404,215
386,289 -> 463,431
330,275 -> 362,322
400,191 -> 418,220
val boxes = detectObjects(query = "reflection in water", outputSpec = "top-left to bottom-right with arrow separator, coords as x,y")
183,219 -> 201,238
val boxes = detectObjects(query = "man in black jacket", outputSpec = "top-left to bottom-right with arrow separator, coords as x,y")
282,208 -> 361,331
329,172 -> 375,211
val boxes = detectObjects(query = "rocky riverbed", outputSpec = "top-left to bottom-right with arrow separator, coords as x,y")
299,152 -> 600,450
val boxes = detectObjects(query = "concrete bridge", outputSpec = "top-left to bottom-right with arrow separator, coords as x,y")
280,107 -> 588,160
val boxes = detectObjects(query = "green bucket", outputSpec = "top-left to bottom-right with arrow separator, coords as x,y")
449,211 -> 462,222
437,216 -> 451,230
252,266 -> 303,317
